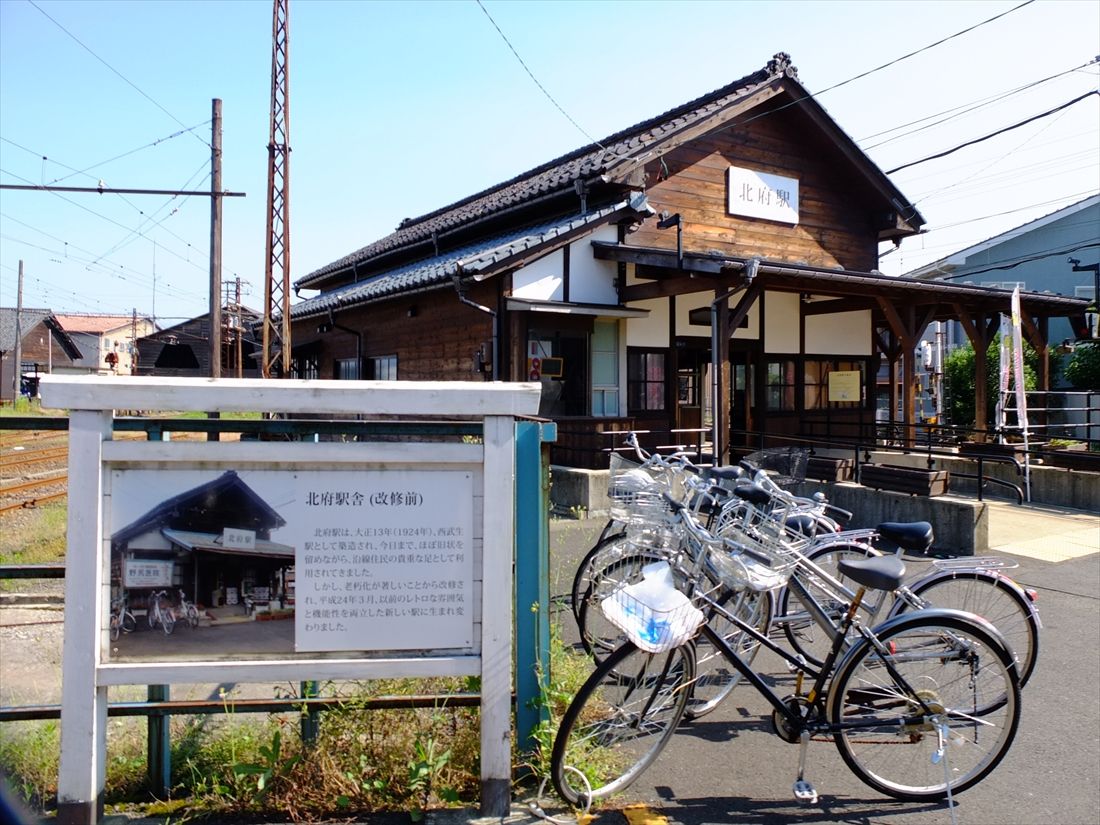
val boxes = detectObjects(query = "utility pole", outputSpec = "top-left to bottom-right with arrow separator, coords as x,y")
13,260 -> 23,397
210,98 -> 223,378
262,0 -> 292,378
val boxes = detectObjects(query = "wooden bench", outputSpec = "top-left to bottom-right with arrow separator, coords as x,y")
860,463 -> 949,497
807,456 -> 855,482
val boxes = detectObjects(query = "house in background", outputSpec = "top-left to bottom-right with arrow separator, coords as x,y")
134,303 -> 263,378
0,307 -> 83,402
286,53 -> 1087,466
910,194 -> 1100,353
53,313 -> 157,376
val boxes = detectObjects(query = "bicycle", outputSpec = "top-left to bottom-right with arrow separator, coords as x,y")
551,498 -> 1021,807
147,589 -> 176,635
177,589 -> 200,628
109,595 -> 137,641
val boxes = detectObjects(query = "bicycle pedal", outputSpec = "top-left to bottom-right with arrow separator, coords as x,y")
793,779 -> 818,804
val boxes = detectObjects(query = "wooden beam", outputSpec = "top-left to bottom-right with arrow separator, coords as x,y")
622,274 -> 725,302
728,283 -> 763,332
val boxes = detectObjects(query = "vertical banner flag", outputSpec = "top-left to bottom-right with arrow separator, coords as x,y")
996,313 -> 1011,438
1010,286 -> 1031,501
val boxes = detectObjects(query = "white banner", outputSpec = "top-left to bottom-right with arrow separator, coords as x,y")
1010,287 -> 1029,436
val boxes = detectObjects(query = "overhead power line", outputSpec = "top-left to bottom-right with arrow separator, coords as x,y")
475,0 -> 605,150
886,90 -> 1099,174
27,0 -> 209,148
940,241 -> 1100,279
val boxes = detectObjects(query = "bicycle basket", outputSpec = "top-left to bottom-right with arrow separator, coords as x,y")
742,447 -> 809,487
705,522 -> 803,592
608,451 -> 683,522
600,562 -> 704,653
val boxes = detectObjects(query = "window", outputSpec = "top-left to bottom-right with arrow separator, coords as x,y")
291,356 -> 319,380
628,349 -> 666,412
805,359 -> 865,409
764,360 -> 795,411
366,354 -> 397,380
334,358 -> 361,380
591,320 -> 619,417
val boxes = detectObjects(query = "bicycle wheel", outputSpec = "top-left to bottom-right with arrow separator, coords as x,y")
894,570 -> 1039,687
570,530 -> 628,623
684,587 -> 771,720
550,640 -> 695,806
160,609 -> 175,635
110,614 -> 120,642
121,610 -> 137,634
186,605 -> 200,628
828,610 -> 1020,801
775,543 -> 882,667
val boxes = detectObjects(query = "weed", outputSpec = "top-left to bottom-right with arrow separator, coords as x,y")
232,727 -> 300,800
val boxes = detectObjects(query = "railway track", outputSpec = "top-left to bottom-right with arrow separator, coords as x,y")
1,429 -> 70,515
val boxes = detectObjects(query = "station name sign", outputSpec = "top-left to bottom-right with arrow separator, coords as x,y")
727,165 -> 799,225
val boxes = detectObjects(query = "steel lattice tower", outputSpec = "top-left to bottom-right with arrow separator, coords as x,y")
261,0 -> 291,378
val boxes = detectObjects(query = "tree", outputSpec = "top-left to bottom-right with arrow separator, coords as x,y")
1064,342 -> 1100,390
943,335 -> 1044,430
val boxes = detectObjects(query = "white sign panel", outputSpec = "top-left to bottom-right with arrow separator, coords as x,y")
294,470 -> 474,653
727,166 -> 799,225
223,527 -> 256,549
123,559 -> 173,588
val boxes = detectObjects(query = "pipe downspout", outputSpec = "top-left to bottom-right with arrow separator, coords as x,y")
453,274 -> 499,381
327,309 -> 363,377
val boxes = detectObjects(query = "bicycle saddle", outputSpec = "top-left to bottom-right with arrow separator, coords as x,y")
837,553 -> 907,592
876,521 -> 934,553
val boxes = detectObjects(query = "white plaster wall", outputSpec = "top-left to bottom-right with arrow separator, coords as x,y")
627,298 -> 669,347
512,249 -> 563,301
805,310 -> 872,355
764,291 -> 800,354
569,226 -> 619,304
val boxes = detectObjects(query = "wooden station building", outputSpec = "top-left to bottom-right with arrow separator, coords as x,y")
288,53 -> 1087,468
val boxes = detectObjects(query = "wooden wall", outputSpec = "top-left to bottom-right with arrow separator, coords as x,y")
299,281 -> 497,381
628,101 -> 879,273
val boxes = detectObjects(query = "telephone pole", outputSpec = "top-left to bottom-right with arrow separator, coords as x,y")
210,98 -> 224,378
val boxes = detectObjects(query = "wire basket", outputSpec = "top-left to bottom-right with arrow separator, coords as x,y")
704,532 -> 800,598
607,452 -> 683,523
600,563 -> 705,653
742,447 -> 810,487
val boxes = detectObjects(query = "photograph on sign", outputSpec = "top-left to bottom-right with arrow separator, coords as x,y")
104,466 -> 475,662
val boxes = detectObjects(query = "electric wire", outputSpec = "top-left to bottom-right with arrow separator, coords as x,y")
27,0 -> 211,149
860,58 -> 1097,147
0,167 -> 208,273
885,90 -> 1098,174
938,241 -> 1100,279
475,0 -> 605,150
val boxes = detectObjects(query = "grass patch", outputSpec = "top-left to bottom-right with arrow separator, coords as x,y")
0,398 -> 65,418
0,637 -> 602,820
0,502 -> 67,565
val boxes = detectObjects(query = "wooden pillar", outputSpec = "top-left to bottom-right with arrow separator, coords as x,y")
712,290 -> 731,463
877,300 -> 935,448
57,410 -> 112,825
954,303 -> 998,440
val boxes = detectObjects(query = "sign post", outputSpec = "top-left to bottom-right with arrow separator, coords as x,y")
42,375 -> 541,823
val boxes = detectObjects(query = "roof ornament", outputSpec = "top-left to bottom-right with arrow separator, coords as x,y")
766,52 -> 798,79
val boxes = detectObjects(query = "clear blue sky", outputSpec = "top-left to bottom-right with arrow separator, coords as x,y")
1,0 -> 1097,325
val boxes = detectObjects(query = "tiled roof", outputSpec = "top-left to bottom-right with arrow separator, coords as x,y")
289,199 -> 645,320
53,313 -> 141,334
296,56 -> 794,289
0,307 -> 53,350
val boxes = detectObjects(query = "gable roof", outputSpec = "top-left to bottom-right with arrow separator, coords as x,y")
297,53 -> 924,292
111,470 -> 286,546
289,197 -> 648,321
909,193 -> 1100,279
53,313 -> 145,334
0,307 -> 84,359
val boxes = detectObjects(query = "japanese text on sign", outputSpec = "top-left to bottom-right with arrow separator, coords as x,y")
294,470 -> 474,653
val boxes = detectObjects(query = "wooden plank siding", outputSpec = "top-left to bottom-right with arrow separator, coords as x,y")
297,283 -> 497,381
627,105 -> 880,272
